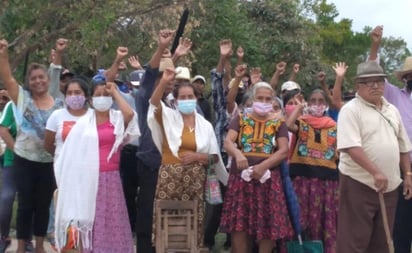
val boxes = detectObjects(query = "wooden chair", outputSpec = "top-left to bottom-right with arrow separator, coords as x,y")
155,199 -> 200,253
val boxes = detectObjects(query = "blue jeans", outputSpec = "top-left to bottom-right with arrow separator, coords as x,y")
0,166 -> 16,238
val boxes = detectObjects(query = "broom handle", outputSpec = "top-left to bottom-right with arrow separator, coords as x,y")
378,192 -> 395,253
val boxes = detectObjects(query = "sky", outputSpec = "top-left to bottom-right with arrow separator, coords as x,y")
328,0 -> 412,49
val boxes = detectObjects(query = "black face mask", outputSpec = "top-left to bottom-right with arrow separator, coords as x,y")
407,80 -> 412,90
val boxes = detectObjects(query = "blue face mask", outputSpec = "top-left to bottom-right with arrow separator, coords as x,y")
177,99 -> 197,115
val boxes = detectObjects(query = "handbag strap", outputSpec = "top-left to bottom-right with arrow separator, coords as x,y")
378,192 -> 395,253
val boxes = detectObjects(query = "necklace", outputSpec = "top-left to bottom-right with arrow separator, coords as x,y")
189,126 -> 195,133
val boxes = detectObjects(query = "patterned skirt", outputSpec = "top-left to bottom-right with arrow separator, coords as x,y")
220,169 -> 294,241
152,162 -> 206,247
292,176 -> 338,253
84,170 -> 134,253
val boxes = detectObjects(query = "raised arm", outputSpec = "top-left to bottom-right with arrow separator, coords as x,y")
223,58 -> 232,88
0,40 -> 19,103
286,96 -> 305,134
150,29 -> 175,69
128,55 -> 143,70
331,62 -> 348,110
217,39 -> 232,74
318,71 -> 333,102
269,61 -> 286,90
368,25 -> 383,61
171,37 -> 192,64
105,47 -> 129,82
289,63 -> 300,82
250,67 -> 262,86
227,64 -> 247,114
236,46 -> 244,66
150,68 -> 176,108
53,38 -> 67,66
48,38 -> 67,98
106,81 -> 134,125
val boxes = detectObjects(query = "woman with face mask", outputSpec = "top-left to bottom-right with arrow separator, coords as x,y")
282,89 -> 304,159
43,77 -> 92,249
147,68 -> 227,251
44,78 -> 92,177
286,89 -> 338,253
221,82 -> 293,253
0,39 -> 66,253
53,76 -> 140,253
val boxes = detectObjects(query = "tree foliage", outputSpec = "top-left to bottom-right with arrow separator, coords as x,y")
0,0 -> 410,91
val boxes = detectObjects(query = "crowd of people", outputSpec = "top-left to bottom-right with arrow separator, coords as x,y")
0,24 -> 410,253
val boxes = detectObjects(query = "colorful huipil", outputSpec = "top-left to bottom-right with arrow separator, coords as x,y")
220,113 -> 293,241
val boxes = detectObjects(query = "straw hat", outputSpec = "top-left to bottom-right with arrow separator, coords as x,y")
175,67 -> 191,81
394,56 -> 412,81
159,58 -> 175,72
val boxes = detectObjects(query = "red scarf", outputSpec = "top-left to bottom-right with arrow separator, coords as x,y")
288,115 -> 336,161
299,114 -> 336,129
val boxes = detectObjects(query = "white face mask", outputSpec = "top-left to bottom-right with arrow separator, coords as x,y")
92,96 -> 113,112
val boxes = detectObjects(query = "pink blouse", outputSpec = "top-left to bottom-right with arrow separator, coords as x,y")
98,121 -> 120,172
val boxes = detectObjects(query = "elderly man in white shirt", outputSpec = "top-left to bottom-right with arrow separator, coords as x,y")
336,61 -> 412,253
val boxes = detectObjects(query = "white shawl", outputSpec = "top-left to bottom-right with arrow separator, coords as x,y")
54,109 -> 140,252
147,101 -> 228,185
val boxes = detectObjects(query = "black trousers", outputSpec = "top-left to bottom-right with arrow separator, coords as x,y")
203,152 -> 231,247
203,183 -> 230,246
13,155 -> 55,239
134,156 -> 159,253
119,144 -> 139,234
393,179 -> 412,253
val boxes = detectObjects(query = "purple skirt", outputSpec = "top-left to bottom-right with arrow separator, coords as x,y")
85,170 -> 134,253
292,176 -> 338,253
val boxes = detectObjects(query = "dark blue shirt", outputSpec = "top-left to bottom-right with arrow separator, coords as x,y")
211,69 -> 228,151
328,108 -> 339,122
135,65 -> 162,170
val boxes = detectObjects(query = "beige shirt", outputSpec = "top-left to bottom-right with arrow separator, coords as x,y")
337,94 -> 412,192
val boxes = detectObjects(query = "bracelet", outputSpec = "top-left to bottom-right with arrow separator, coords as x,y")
405,171 -> 412,176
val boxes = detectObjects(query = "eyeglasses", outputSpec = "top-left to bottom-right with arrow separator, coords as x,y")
358,79 -> 385,87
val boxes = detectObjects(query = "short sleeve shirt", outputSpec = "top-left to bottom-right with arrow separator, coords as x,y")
337,94 -> 412,192
0,101 -> 17,167
13,86 -> 64,162
46,108 -> 92,161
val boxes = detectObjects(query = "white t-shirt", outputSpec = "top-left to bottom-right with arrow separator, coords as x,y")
46,108 -> 93,160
